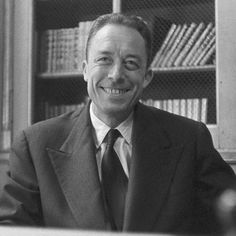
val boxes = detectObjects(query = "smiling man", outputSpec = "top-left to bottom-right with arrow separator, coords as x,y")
0,13 -> 236,235
83,19 -> 152,127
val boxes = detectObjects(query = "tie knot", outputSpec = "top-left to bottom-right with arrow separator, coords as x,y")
107,129 -> 120,147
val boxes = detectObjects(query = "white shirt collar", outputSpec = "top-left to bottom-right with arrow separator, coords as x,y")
90,102 -> 133,148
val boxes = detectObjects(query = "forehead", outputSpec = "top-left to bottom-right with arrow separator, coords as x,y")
89,24 -> 146,56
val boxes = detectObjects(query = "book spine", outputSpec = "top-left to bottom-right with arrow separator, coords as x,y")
180,99 -> 187,117
161,24 -> 188,68
167,99 -> 173,113
151,23 -> 177,68
188,26 -> 215,66
51,29 -> 58,73
72,27 -> 78,71
192,98 -> 200,121
172,22 -> 197,67
181,22 -> 213,67
186,99 -> 193,119
156,25 -> 182,67
193,35 -> 216,66
199,42 -> 216,66
172,99 -> 180,115
57,29 -> 64,72
181,22 -> 205,67
77,21 -> 85,72
167,23 -> 196,67
73,27 -> 79,71
154,100 -> 162,109
47,29 -> 53,73
200,98 -> 208,123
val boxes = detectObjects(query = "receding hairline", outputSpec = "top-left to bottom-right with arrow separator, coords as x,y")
85,13 -> 153,68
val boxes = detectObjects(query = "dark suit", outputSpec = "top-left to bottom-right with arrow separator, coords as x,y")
0,102 -> 235,234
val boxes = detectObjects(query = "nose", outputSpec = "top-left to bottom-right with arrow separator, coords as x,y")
108,62 -> 124,82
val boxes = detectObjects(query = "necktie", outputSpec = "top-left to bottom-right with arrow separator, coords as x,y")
101,129 -> 128,231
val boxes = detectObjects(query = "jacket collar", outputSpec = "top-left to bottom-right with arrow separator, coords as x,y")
47,102 -> 108,229
123,103 -> 184,231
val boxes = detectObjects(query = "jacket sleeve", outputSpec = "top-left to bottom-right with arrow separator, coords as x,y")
0,130 -> 44,226
194,122 -> 236,233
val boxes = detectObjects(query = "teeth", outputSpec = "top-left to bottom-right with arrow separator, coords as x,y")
103,88 -> 128,94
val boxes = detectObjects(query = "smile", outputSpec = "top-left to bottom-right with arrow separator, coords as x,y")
102,87 -> 129,95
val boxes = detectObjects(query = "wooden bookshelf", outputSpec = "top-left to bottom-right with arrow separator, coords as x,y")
152,65 -> 215,73
3,0 -> 236,165
38,71 -> 83,79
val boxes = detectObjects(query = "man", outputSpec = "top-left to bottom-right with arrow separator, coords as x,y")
0,13 -> 235,235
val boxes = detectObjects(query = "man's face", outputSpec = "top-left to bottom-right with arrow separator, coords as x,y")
83,24 -> 152,122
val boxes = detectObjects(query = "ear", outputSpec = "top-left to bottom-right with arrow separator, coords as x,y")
82,60 -> 88,82
143,69 -> 153,89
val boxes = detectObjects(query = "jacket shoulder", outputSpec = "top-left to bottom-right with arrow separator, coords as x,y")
16,108 -> 84,147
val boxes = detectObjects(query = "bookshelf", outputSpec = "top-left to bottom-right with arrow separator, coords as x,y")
1,0 -> 236,168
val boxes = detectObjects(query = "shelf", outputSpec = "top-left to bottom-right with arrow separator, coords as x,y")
152,65 -> 215,73
37,65 -> 215,79
38,71 -> 83,79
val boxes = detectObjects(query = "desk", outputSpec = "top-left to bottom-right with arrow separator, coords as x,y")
0,227 -> 173,236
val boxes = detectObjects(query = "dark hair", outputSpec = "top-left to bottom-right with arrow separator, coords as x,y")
85,13 -> 153,68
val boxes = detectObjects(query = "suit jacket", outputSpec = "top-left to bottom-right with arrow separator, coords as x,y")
0,102 -> 235,235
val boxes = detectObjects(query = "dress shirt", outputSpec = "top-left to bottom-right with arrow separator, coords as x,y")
89,103 -> 133,180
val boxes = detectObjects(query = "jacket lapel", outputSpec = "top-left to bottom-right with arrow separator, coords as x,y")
47,103 -> 107,229
123,104 -> 184,232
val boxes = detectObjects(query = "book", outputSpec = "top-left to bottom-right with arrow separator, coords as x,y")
167,99 -> 173,113
181,23 -> 213,67
151,17 -> 176,68
180,99 -> 187,117
199,42 -> 216,65
41,29 -> 53,73
77,21 -> 87,72
192,98 -> 200,121
200,98 -> 208,123
156,24 -> 182,67
153,100 -> 162,109
188,26 -> 216,66
180,22 -> 206,67
162,100 -> 168,111
160,24 -> 188,68
194,35 -> 216,66
151,23 -> 177,68
173,99 -> 180,115
186,99 -> 193,119
167,23 -> 197,67
73,27 -> 80,71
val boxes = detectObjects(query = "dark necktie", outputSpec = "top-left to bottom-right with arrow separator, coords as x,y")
101,129 -> 128,231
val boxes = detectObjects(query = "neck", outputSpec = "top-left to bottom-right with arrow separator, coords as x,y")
91,103 -> 133,128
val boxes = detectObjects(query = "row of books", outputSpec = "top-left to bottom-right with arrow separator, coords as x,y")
140,98 -> 208,123
39,98 -> 207,124
39,20 -> 216,75
151,22 -> 216,68
39,20 -> 93,74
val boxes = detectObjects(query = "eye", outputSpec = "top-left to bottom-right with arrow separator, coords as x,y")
96,56 -> 112,65
124,60 -> 140,71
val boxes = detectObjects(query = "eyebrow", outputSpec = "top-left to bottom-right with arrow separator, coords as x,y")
96,50 -> 142,62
